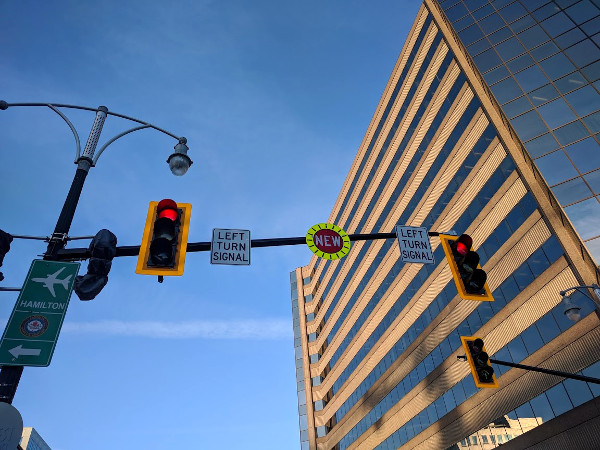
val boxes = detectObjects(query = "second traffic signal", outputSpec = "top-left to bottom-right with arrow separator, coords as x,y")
461,336 -> 498,388
439,234 -> 493,301
136,199 -> 192,277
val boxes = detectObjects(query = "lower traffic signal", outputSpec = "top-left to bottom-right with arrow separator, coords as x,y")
439,234 -> 493,301
136,199 -> 191,276
461,336 -> 498,388
73,229 -> 117,301
0,229 -> 12,282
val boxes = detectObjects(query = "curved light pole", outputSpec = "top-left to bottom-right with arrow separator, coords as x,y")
0,100 -> 192,258
560,284 -> 600,322
0,100 -> 192,404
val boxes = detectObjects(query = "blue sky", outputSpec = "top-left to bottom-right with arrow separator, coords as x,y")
0,1 -> 421,448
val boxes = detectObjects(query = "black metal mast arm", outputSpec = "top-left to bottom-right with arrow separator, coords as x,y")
54,231 -> 443,260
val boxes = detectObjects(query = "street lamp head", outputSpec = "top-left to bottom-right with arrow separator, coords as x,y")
562,295 -> 582,322
167,138 -> 192,176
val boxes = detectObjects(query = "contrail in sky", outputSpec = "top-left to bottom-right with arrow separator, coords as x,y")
0,319 -> 292,340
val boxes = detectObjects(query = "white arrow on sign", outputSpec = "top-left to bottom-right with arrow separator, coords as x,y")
9,345 -> 41,359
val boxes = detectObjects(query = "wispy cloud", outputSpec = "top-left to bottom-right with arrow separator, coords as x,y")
59,319 -> 291,340
0,318 -> 291,340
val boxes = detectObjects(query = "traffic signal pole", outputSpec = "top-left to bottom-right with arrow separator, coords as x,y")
53,231 -> 437,260
0,107 -> 108,404
458,355 -> 600,385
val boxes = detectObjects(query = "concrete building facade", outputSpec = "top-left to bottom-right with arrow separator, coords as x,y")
291,1 -> 600,449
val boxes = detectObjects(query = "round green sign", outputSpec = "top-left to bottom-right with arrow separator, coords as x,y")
306,223 -> 351,260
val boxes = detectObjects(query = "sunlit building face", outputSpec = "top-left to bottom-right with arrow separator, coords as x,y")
291,1 -> 600,449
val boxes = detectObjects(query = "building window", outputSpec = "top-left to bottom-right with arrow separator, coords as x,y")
316,426 -> 328,438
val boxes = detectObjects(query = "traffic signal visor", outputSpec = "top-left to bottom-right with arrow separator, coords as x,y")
439,234 -> 493,302
136,200 -> 192,276
461,336 -> 498,388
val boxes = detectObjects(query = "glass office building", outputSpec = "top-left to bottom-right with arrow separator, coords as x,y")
19,427 -> 52,450
291,1 -> 600,449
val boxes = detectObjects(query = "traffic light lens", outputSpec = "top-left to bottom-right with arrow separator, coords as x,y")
158,208 -> 178,221
455,234 -> 473,256
154,217 -> 176,241
477,365 -> 495,382
149,237 -> 174,265
466,269 -> 487,293
157,199 -> 177,212
456,242 -> 469,255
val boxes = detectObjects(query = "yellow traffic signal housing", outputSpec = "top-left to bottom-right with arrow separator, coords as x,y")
461,336 -> 499,388
136,200 -> 191,276
439,234 -> 493,301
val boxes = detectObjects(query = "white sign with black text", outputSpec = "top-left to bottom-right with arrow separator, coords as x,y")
211,228 -> 251,265
395,225 -> 435,265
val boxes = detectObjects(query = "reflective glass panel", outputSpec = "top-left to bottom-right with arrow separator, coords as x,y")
541,13 -> 575,38
527,133 -> 559,158
540,53 -> 576,80
472,3 -> 494,20
460,23 -> 485,46
565,39 -> 600,68
498,1 -> 528,24
510,109 -> 548,140
469,37 -> 492,55
531,40 -> 560,60
535,150 -> 579,185
555,71 -> 587,94
446,2 -> 469,21
545,383 -> 573,416
564,137 -> 600,173
455,14 -> 475,31
528,84 -> 559,106
583,110 -> 600,133
563,377 -> 594,407
496,37 -> 526,61
514,65 -> 549,92
564,197 -> 600,239
488,26 -> 513,44
486,65 -> 511,84
554,27 -> 586,48
553,120 -> 590,145
537,98 -> 577,129
582,16 -> 600,35
510,13 -> 536,33
565,0 -> 600,25
491,76 -> 524,103
479,13 -> 505,34
584,168 -> 600,193
584,235 -> 600,262
474,48 -> 503,72
504,95 -> 533,118
552,176 -> 593,205
517,25 -> 550,50
582,60 -> 600,82
507,53 -> 534,73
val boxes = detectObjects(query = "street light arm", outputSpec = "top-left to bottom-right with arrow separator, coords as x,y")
560,285 -> 600,311
92,124 -> 151,165
0,101 -> 185,142
46,105 -> 82,161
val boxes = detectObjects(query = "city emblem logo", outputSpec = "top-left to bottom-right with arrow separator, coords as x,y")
20,315 -> 49,337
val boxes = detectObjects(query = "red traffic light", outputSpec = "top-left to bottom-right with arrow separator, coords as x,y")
157,199 -> 178,221
454,234 -> 472,256
439,234 -> 493,302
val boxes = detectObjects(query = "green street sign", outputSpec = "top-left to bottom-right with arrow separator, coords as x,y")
0,260 -> 80,367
